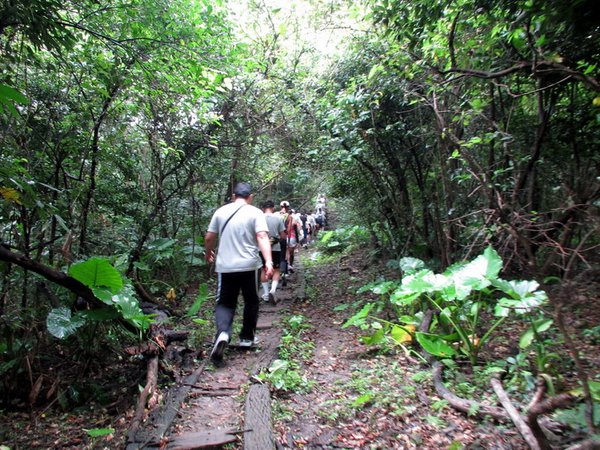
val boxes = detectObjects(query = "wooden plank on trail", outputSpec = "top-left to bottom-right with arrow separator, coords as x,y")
167,428 -> 239,449
126,360 -> 209,449
244,384 -> 275,450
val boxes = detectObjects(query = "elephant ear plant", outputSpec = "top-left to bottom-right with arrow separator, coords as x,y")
345,247 -> 549,367
47,258 -> 154,341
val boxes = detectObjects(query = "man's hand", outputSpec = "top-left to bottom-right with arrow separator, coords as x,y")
204,231 -> 218,264
264,260 -> 274,277
206,249 -> 215,264
257,230 -> 274,277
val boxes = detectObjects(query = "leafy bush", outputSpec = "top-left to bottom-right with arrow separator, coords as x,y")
344,247 -> 551,366
257,314 -> 314,393
47,258 -> 154,341
316,226 -> 370,254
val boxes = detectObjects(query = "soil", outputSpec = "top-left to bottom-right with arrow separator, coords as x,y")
1,245 -> 599,449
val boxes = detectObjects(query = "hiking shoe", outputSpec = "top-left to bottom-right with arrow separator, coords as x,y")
238,337 -> 259,348
210,331 -> 229,362
268,292 -> 277,305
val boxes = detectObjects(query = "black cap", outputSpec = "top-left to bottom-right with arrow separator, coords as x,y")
262,200 -> 275,209
233,182 -> 253,198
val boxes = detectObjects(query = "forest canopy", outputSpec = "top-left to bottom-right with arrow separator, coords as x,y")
0,0 -> 598,446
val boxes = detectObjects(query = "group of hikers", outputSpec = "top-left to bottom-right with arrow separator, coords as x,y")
203,182 -> 328,363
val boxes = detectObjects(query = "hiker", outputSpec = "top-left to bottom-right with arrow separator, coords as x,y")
286,207 -> 303,272
307,212 -> 317,243
259,200 -> 286,304
278,201 -> 292,277
300,210 -> 309,247
315,206 -> 325,232
204,182 -> 274,363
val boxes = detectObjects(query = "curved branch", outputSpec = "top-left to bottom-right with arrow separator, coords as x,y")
448,12 -> 460,69
441,61 -> 600,92
0,243 -> 101,306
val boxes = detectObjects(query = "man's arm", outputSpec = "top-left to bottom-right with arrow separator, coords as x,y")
257,231 -> 274,277
204,231 -> 218,264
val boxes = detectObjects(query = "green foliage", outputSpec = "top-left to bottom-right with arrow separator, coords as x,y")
46,307 -> 86,339
317,359 -> 418,423
85,427 -> 115,438
69,258 -> 124,294
257,359 -> 314,393
583,326 -> 600,345
47,258 -> 153,340
345,247 -> 550,366
0,84 -> 30,117
553,403 -> 600,432
315,226 -> 370,254
186,283 -> 210,317
257,313 -> 314,393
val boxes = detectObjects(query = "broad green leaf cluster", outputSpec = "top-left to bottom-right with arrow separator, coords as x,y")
345,247 -> 550,365
47,258 -> 153,339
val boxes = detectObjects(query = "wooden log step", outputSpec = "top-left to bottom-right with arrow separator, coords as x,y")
244,384 -> 275,450
167,428 -> 240,449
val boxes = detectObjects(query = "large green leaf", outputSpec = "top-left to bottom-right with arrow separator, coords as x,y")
495,279 -> 542,299
390,289 -> 420,306
415,332 -> 457,357
519,318 -> 553,348
186,283 -> 209,317
110,285 -> 152,331
69,258 -> 124,292
0,84 -> 30,105
497,290 -> 547,314
447,247 -> 501,299
399,257 -> 426,275
400,269 -> 436,294
47,306 -> 86,339
361,327 -> 386,345
342,303 -> 374,328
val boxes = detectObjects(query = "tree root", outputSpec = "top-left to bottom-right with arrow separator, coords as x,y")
432,361 -> 508,421
433,361 -> 588,450
491,377 -> 544,450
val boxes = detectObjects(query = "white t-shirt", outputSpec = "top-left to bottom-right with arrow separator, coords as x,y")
207,201 -> 268,273
265,212 -> 285,251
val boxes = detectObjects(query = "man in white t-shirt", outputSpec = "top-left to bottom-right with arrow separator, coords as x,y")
204,182 -> 274,363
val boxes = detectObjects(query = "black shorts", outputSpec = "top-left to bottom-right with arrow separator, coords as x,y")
261,250 -> 282,268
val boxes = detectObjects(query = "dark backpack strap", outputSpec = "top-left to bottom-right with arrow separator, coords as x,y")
220,204 -> 247,235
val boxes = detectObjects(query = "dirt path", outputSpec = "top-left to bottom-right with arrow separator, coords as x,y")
127,245 -> 592,449
126,260 -> 306,449
269,249 -> 529,449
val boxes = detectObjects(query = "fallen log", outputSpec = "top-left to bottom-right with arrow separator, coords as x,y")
126,360 -> 210,448
244,384 -> 275,450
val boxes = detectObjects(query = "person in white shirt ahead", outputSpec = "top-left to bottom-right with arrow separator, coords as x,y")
204,182 -> 274,363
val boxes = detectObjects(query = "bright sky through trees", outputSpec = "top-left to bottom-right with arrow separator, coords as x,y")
226,0 -> 365,72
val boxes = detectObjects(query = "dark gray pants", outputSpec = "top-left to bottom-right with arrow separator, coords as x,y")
214,269 -> 260,341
